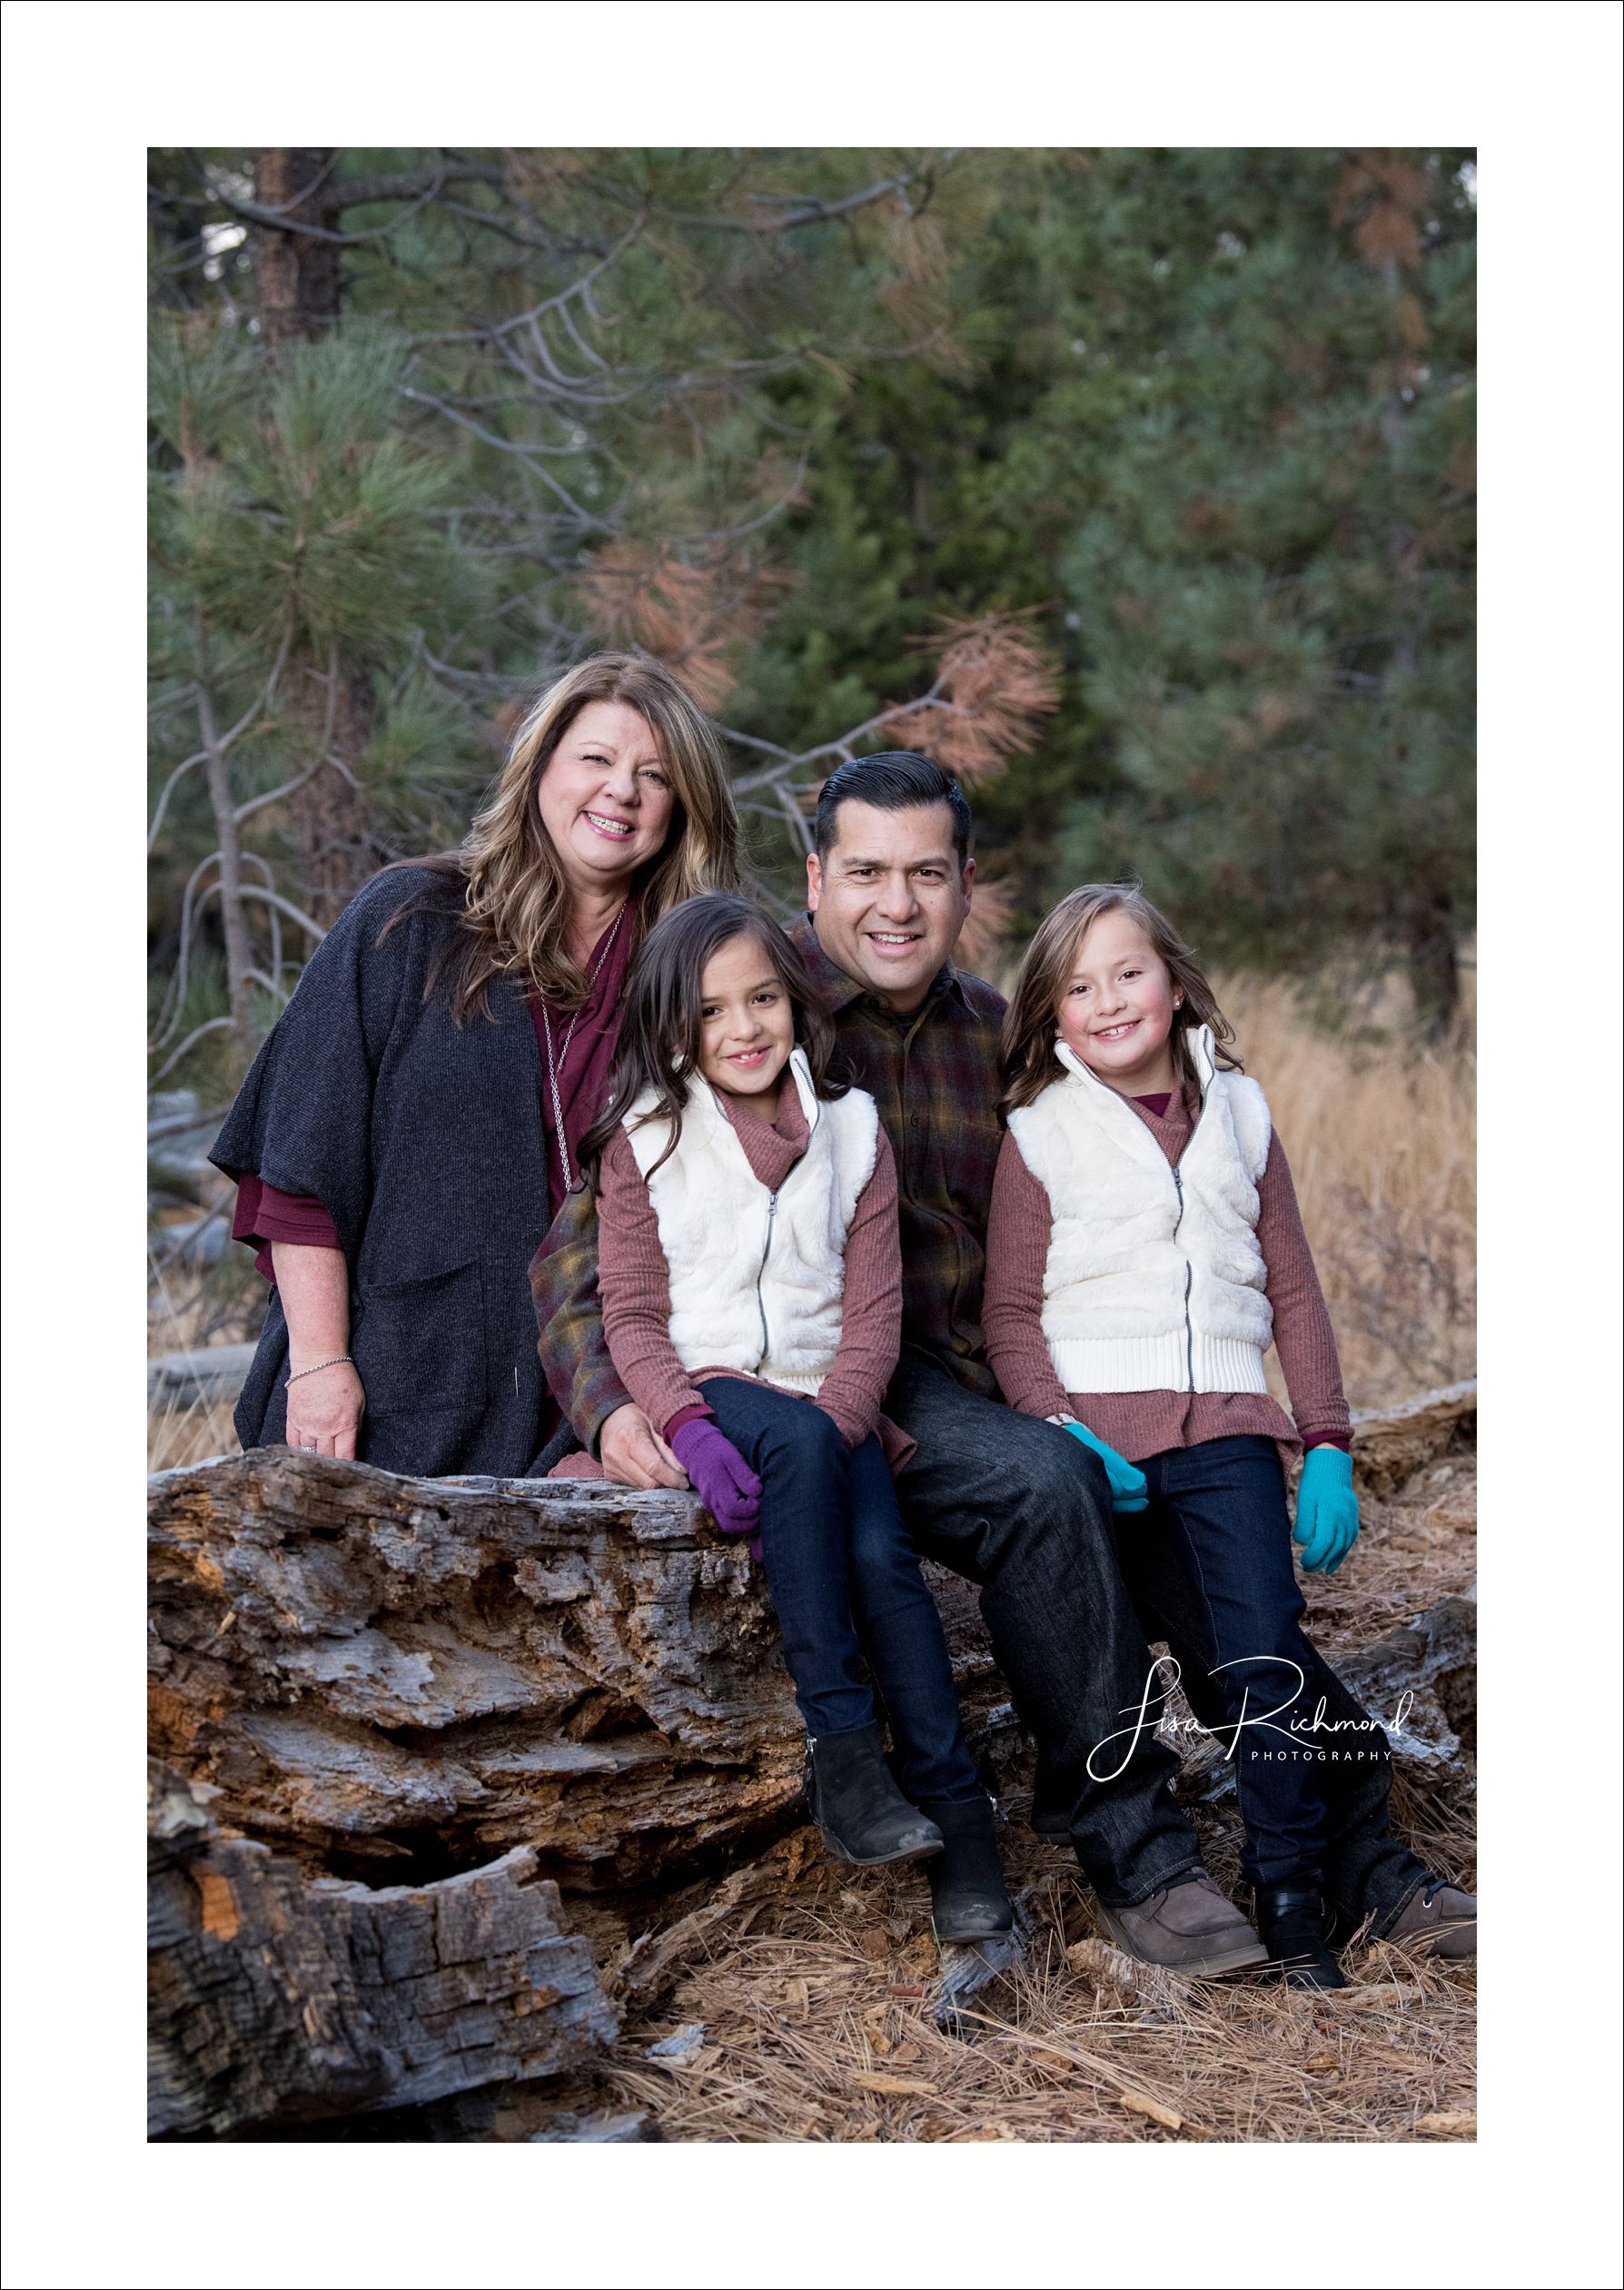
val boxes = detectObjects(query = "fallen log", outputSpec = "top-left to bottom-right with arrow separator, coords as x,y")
1348,1379 -> 1476,1500
148,1343 -> 258,1411
148,1761 -> 617,2139
149,1450 -> 802,1889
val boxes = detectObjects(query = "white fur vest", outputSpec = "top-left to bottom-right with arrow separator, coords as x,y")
623,1046 -> 880,1394
1004,1025 -> 1274,1396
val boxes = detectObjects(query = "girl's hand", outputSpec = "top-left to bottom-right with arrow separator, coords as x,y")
668,1418 -> 762,1536
285,1361 -> 366,1460
1055,1417 -> 1150,1513
1292,1445 -> 1360,1572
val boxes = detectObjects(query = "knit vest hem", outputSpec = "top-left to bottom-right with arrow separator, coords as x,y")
1048,1331 -> 1271,1398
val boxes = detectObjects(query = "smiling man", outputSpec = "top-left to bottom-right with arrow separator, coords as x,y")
530,752 -> 1457,1971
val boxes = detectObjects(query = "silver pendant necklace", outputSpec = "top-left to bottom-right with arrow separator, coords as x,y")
540,905 -> 626,1191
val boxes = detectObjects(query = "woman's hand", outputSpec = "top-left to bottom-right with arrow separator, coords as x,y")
1292,1445 -> 1360,1572
286,1360 -> 367,1459
599,1402 -> 688,1490
272,1239 -> 362,1459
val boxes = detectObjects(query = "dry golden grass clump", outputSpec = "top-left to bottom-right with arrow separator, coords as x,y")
1221,974 -> 1475,1411
149,1391 -> 242,1475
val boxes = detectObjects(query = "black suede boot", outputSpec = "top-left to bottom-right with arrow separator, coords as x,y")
803,1725 -> 945,1868
919,1796 -> 1015,1943
1254,1882 -> 1347,1989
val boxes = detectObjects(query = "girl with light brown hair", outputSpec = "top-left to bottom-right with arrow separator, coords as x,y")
983,881 -> 1476,1985
211,653 -> 743,1485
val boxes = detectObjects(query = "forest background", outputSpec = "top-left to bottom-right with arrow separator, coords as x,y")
146,145 -> 1477,1419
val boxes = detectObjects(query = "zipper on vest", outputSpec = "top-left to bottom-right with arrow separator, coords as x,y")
1169,1161 -> 1194,1392
754,1191 -> 779,1366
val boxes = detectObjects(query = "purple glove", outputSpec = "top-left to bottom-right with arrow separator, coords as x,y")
669,1417 -> 762,1538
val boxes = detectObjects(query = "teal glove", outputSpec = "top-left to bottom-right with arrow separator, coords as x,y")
1060,1420 -> 1149,1513
1293,1446 -> 1360,1573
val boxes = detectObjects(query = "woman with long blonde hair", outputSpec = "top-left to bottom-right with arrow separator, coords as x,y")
211,653 -> 743,1482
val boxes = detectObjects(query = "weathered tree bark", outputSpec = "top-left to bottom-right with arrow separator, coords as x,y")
149,1760 -> 616,2139
148,1452 -> 803,1889
1346,1376 -> 1476,1499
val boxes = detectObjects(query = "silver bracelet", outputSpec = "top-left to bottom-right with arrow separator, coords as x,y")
287,1355 -> 354,1386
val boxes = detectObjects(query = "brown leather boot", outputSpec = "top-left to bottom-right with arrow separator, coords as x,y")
1386,1879 -> 1477,1959
1094,1874 -> 1269,1978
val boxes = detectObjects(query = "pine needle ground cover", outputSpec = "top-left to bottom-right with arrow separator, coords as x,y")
600,1436 -> 1476,2147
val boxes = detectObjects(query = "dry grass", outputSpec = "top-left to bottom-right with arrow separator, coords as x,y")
147,1248 -> 249,1474
1221,974 -> 1475,1411
149,1391 -> 241,1475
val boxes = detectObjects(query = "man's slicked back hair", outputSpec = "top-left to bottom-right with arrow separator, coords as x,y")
812,750 -> 973,871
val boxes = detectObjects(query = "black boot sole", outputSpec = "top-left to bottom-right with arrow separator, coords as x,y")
932,1913 -> 1016,1945
813,1825 -> 944,1869
1263,1947 -> 1347,1990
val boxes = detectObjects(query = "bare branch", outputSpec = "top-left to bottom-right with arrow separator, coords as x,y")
148,749 -> 208,853
399,388 -> 616,529
772,779 -> 815,860
236,884 -> 328,944
730,682 -> 948,796
151,1016 -> 235,1086
153,858 -> 223,1045
595,160 -> 952,236
196,158 -> 475,245
233,754 -> 327,826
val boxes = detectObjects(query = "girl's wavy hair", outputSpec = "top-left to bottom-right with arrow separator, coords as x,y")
577,894 -> 847,1187
380,652 -> 743,1021
1001,882 -> 1240,1113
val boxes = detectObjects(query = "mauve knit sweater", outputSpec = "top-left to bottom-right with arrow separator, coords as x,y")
982,1081 -> 1352,1466
595,1070 -> 915,1469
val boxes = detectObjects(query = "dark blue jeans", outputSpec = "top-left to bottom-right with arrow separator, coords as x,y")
1132,1435 -> 1365,1892
698,1378 -> 983,1805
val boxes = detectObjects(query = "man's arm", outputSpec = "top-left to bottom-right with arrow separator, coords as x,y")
529,1184 -> 687,1489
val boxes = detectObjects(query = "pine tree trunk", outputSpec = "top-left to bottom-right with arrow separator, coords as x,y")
250,149 -> 341,353
250,150 -> 374,924
295,655 -> 377,931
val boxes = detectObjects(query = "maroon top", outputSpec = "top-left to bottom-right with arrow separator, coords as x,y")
982,1081 -> 1352,1467
232,904 -> 639,1279
528,905 -> 639,1221
230,1173 -> 342,1282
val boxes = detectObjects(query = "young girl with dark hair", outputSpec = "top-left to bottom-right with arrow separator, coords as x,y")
576,892 -> 1012,1940
983,884 -> 1476,1986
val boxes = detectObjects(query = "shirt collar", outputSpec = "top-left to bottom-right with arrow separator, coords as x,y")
791,915 -> 969,1018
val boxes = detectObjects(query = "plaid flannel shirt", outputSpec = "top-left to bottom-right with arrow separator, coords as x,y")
530,917 -> 1007,1452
